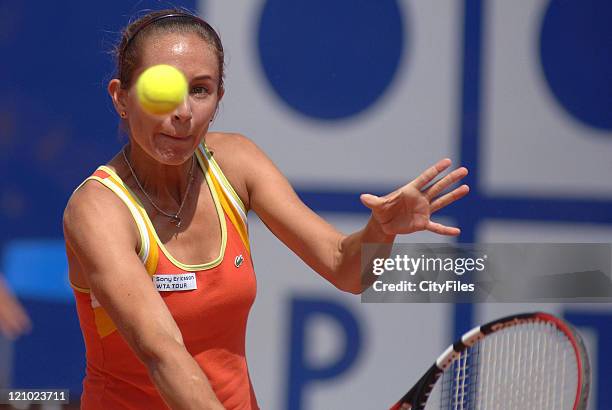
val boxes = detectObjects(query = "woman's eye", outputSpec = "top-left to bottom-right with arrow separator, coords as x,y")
191,86 -> 209,96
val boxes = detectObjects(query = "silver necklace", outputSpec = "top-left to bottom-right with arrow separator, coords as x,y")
122,146 -> 195,228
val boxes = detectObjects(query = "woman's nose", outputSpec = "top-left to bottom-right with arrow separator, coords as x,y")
173,97 -> 192,122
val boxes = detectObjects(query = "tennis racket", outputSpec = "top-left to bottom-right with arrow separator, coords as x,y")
390,312 -> 590,410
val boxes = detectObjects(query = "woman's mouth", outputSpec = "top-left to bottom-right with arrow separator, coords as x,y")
159,132 -> 191,140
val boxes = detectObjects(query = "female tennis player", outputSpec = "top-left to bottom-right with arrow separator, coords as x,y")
63,9 -> 469,410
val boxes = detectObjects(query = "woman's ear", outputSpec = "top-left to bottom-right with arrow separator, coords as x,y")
210,87 -> 224,122
217,85 -> 225,102
108,79 -> 129,116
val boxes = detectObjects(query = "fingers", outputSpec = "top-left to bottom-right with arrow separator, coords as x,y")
424,167 -> 468,201
361,191 -> 400,211
14,304 -> 32,334
360,193 -> 397,226
426,220 -> 461,236
411,158 -> 452,190
360,193 -> 383,210
0,304 -> 31,340
430,184 -> 470,213
0,287 -> 32,340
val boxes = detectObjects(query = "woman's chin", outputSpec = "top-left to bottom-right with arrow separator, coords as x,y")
152,134 -> 198,163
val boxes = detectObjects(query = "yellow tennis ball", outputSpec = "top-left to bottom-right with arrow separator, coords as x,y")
136,64 -> 188,115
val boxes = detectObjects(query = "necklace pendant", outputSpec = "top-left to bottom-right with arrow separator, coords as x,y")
122,147 -> 194,231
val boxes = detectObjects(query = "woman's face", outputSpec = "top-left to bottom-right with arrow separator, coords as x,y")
122,32 -> 223,165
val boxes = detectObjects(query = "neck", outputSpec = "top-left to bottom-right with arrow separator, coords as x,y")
122,143 -> 196,210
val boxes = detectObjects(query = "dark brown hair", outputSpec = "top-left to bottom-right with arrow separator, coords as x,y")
114,9 -> 225,90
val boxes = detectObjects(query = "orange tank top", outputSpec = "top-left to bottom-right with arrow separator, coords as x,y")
71,143 -> 259,409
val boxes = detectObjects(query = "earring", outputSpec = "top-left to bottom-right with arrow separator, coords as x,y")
120,111 -> 127,119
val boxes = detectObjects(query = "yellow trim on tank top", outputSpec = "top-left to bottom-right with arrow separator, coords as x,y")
195,147 -> 249,249
206,166 -> 250,253
70,282 -> 91,294
68,173 -> 154,292
197,144 -> 249,252
88,172 -> 151,261
95,168 -> 161,274
200,149 -> 248,232
200,144 -> 247,215
100,159 -> 227,272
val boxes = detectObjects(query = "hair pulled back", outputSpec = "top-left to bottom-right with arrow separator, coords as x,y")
113,9 -> 225,90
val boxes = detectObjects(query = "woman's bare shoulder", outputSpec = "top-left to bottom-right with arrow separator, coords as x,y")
63,179 -> 138,251
204,132 -> 260,154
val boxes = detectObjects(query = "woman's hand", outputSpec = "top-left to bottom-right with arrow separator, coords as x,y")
360,158 -> 469,236
0,276 -> 31,340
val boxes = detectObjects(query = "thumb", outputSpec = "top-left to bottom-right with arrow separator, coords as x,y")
360,193 -> 383,210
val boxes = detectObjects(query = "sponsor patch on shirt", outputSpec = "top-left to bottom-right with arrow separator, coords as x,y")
153,273 -> 197,292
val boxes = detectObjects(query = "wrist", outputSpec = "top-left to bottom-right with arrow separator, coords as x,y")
365,216 -> 396,243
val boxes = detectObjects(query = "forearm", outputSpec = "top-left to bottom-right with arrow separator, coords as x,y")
334,216 -> 396,294
147,343 -> 224,410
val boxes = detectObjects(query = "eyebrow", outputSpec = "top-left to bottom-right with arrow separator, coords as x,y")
192,74 -> 215,82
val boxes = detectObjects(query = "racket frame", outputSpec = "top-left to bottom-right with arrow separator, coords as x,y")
390,312 -> 591,410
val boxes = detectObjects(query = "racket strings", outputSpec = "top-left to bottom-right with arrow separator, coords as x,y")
426,321 -> 578,410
